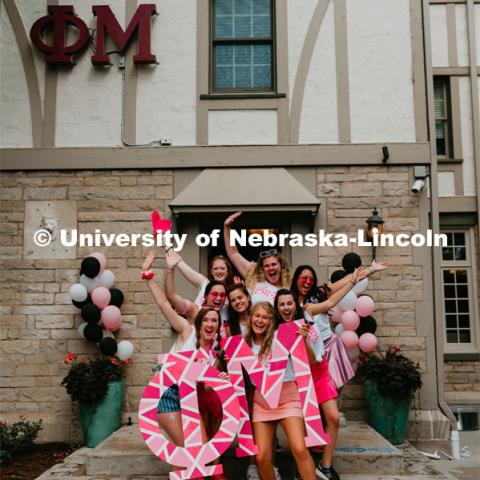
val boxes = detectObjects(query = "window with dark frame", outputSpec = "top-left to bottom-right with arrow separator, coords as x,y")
434,76 -> 453,158
211,0 -> 275,92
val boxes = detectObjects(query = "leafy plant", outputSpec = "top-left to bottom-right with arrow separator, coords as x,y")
0,418 -> 42,463
61,355 -> 127,405
357,344 -> 422,397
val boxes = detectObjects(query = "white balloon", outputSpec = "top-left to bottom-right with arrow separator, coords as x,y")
335,323 -> 345,336
353,278 -> 368,295
338,291 -> 357,311
79,274 -> 100,293
78,322 -> 88,338
98,270 -> 115,289
348,347 -> 361,361
117,340 -> 134,361
69,283 -> 88,302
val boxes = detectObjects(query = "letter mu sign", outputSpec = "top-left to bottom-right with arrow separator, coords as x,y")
30,4 -> 157,65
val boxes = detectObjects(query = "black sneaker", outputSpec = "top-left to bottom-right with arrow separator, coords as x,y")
316,464 -> 340,480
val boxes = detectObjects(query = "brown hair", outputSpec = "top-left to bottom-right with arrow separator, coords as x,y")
193,308 -> 222,350
245,253 -> 291,290
208,255 -> 232,281
245,302 -> 276,358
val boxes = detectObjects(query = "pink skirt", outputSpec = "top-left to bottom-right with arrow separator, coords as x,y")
311,357 -> 338,404
252,381 -> 302,422
324,335 -> 355,389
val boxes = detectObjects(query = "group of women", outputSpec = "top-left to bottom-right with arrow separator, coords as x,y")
140,212 -> 388,480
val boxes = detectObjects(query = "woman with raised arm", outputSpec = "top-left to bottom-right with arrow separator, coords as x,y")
247,301 -> 316,480
224,212 -> 291,306
141,251 -> 224,449
164,249 -> 228,328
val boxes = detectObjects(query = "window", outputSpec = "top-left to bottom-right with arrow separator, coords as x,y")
434,77 -> 453,158
212,0 -> 275,92
441,229 -> 479,352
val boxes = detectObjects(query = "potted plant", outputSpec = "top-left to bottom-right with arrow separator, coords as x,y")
357,344 -> 422,444
61,354 -> 129,447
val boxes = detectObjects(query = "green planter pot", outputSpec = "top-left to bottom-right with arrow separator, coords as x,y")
79,381 -> 124,448
364,378 -> 412,445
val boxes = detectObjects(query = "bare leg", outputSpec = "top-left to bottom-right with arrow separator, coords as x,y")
278,416 -> 316,480
319,399 -> 340,467
252,421 -> 277,480
158,412 -> 184,472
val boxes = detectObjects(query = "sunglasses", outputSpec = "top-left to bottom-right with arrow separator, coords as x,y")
299,275 -> 315,285
259,249 -> 278,259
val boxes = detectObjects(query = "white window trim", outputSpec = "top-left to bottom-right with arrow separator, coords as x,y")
441,228 -> 480,354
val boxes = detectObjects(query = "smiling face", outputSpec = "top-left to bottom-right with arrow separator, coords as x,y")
199,310 -> 220,342
205,284 -> 227,310
250,305 -> 272,338
228,287 -> 250,314
261,256 -> 281,286
210,258 -> 229,282
276,293 -> 297,323
296,268 -> 315,298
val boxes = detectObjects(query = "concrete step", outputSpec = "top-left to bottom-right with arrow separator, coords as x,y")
86,421 -> 405,478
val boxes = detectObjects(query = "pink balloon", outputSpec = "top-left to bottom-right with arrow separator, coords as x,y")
330,306 -> 343,323
90,252 -> 107,273
359,333 -> 378,353
355,295 -> 375,317
341,310 -> 360,331
92,287 -> 111,309
101,305 -> 122,331
341,330 -> 359,350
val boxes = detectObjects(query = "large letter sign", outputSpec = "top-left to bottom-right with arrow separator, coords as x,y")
139,349 -> 240,480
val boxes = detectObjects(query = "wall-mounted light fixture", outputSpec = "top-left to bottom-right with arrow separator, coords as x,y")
366,208 -> 384,260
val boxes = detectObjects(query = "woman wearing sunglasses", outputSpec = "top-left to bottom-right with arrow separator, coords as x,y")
224,212 -> 291,306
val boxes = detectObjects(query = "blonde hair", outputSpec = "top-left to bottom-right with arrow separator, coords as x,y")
245,302 -> 276,358
245,253 -> 292,290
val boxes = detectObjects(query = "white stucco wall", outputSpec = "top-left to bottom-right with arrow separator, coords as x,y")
208,110 -> 277,145
347,0 -> 415,143
459,77 -> 476,196
438,171 -> 456,197
136,0 -> 196,146
455,4 -> 469,67
430,5 -> 449,68
298,1 -> 338,143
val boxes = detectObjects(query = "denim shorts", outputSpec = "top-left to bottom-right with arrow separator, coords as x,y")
157,384 -> 180,413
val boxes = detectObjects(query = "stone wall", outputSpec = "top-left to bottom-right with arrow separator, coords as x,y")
444,361 -> 480,395
0,169 -> 174,441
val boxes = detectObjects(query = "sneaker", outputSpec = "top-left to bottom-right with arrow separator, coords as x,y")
316,464 -> 340,480
273,466 -> 282,480
339,412 -> 347,428
246,465 -> 260,480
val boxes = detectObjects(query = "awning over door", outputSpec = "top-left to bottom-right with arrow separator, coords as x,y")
169,168 -> 320,215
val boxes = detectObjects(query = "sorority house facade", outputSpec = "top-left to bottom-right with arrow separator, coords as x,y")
0,0 -> 479,442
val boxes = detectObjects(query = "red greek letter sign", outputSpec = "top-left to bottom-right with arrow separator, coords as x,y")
29,4 -> 157,66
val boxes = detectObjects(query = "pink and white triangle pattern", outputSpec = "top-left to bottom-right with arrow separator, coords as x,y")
138,349 -> 240,480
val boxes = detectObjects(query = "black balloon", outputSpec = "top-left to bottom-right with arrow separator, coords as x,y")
81,303 -> 101,324
342,252 -> 362,273
356,316 -> 377,336
99,337 -> 118,356
72,295 -> 92,309
109,288 -> 124,308
330,270 -> 348,283
84,324 -> 103,343
81,257 -> 101,279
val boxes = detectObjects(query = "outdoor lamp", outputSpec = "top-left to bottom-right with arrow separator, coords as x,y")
366,208 -> 384,260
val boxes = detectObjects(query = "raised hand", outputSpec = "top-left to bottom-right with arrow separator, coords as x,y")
165,249 -> 182,270
370,259 -> 389,272
224,211 -> 242,228
142,250 -> 155,272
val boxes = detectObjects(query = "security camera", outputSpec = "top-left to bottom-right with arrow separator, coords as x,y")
411,179 -> 425,193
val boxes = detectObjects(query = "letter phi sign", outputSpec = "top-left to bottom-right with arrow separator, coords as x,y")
30,4 -> 156,65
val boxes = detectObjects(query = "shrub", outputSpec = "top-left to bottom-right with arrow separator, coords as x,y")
0,418 -> 42,463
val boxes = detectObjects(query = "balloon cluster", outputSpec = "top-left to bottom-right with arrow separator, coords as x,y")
68,252 -> 134,361
329,253 -> 379,361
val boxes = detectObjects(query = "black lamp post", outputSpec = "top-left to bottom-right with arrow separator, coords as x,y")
366,208 -> 384,260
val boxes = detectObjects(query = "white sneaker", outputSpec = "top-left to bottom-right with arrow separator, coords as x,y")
246,465 -> 260,480
274,466 -> 282,480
